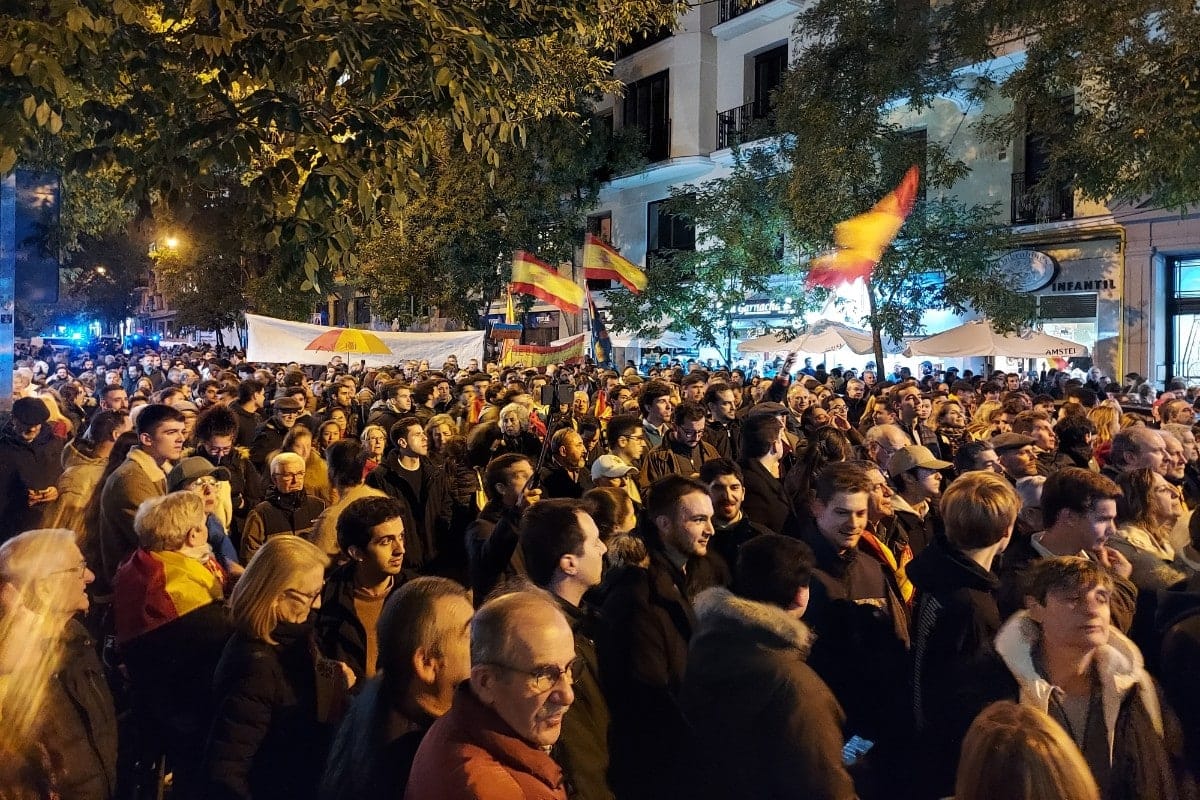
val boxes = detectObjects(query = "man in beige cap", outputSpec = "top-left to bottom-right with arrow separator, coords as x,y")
887,445 -> 952,556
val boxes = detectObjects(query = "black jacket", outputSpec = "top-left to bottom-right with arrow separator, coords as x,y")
37,620 -> 119,800
315,562 -> 409,683
248,418 -> 290,474
231,404 -> 262,450
703,418 -> 742,462
538,464 -> 593,499
709,514 -> 772,569
465,501 -> 525,603
598,536 -> 727,800
0,426 -> 64,541
797,516 -> 911,759
680,588 -> 856,800
204,623 -> 334,800
366,454 -> 452,574
552,596 -> 614,800
737,457 -> 794,535
907,535 -> 1017,799
240,490 -> 326,562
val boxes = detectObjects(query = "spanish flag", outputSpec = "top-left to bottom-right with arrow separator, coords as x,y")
500,334 -> 587,368
112,549 -> 224,645
511,251 -> 585,314
806,166 -> 920,289
583,234 -> 648,293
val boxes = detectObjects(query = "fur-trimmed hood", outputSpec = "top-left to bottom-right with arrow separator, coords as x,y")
994,611 -> 1164,750
693,586 -> 814,658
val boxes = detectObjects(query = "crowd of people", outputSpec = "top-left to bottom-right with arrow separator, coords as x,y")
2,343 -> 1200,800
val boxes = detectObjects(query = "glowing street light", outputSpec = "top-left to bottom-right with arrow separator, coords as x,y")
163,236 -> 179,249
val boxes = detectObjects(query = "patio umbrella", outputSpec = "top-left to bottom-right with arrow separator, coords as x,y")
304,328 -> 392,355
736,321 -> 875,355
905,320 -> 1089,358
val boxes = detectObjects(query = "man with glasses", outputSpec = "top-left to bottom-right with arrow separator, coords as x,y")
639,402 -> 720,490
249,395 -> 304,476
0,528 -> 118,800
406,591 -> 576,800
521,499 -> 614,800
240,452 -> 326,561
366,417 -> 452,575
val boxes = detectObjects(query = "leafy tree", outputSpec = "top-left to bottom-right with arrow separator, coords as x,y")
0,0 -> 688,294
347,112 -> 642,327
61,228 -> 153,333
936,0 -> 1200,209
773,0 -> 1036,367
603,144 -> 813,365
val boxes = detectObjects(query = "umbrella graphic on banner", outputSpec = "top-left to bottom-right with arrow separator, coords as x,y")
304,328 -> 392,355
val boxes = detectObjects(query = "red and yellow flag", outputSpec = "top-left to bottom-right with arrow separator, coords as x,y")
806,166 -> 920,289
511,251 -> 585,314
583,234 -> 648,293
499,334 -> 587,368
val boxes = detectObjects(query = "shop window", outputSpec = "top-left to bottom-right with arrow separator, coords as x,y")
647,198 -> 695,254
1168,256 -> 1200,382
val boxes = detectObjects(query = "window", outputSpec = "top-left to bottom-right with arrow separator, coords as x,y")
623,71 -> 670,162
616,26 -> 673,59
752,45 -> 787,117
587,212 -> 612,244
1169,256 -> 1200,382
647,198 -> 695,254
354,297 -> 372,325
1013,98 -> 1075,224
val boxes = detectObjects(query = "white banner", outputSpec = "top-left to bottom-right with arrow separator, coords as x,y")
244,313 -> 484,367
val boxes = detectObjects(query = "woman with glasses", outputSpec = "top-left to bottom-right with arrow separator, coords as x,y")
204,535 -> 352,800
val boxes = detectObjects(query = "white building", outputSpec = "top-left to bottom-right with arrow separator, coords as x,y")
588,0 -> 1200,384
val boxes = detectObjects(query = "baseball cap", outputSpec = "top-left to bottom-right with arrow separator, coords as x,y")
167,456 -> 231,492
989,432 -> 1037,453
591,454 -> 639,481
887,445 -> 952,478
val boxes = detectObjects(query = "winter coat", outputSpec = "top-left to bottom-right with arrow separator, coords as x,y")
551,596 -> 614,800
51,441 -> 106,526
35,619 -> 119,800
248,418 -> 290,474
995,612 -> 1194,800
737,457 -> 794,535
366,454 -> 453,574
240,490 -> 327,562
907,535 -> 1018,799
231,404 -> 262,449
98,448 -> 168,593
465,502 -> 526,603
1158,584 -> 1200,777
680,587 -> 857,800
598,538 -> 727,800
797,516 -> 911,758
315,562 -> 408,683
204,623 -> 336,800
404,683 -> 568,800
0,426 -> 65,541
638,438 -> 721,489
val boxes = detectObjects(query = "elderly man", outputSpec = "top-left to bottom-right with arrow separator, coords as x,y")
0,528 -> 118,800
406,591 -> 576,800
1104,426 -> 1167,480
864,423 -> 910,476
240,452 -> 326,561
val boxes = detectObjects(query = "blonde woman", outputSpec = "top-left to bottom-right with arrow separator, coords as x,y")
203,536 -> 350,800
955,701 -> 1100,800
1088,403 -> 1122,445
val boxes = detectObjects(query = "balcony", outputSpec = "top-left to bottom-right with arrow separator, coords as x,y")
713,0 -> 796,38
1011,172 -> 1074,225
716,100 -> 774,150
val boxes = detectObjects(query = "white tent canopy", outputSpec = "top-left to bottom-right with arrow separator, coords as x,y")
905,319 -> 1089,358
736,321 -> 875,355
609,329 -> 692,349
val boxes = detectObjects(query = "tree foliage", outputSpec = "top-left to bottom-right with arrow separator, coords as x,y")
347,113 -> 642,327
603,144 -> 814,364
936,0 -> 1200,209
0,0 -> 688,295
773,0 -> 1036,367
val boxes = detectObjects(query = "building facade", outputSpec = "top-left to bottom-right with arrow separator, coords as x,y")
588,0 -> 1200,383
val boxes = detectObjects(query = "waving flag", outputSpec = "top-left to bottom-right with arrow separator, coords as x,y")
806,166 -> 920,289
511,251 -> 585,314
588,292 -> 613,368
583,234 -> 648,293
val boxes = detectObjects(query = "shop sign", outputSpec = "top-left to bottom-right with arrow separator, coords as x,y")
996,250 -> 1058,292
